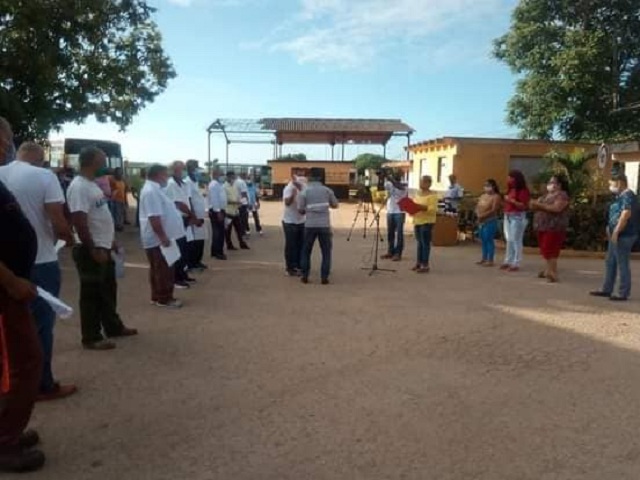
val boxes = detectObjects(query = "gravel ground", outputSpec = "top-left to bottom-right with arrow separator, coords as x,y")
13,201 -> 640,480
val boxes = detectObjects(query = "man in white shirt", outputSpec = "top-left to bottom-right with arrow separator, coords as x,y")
184,160 -> 207,271
282,175 -> 305,276
208,168 -> 228,260
139,165 -> 184,309
224,171 -> 249,250
164,161 -> 198,288
67,147 -> 137,350
0,142 -> 77,401
445,174 -> 464,212
381,172 -> 409,261
235,173 -> 250,236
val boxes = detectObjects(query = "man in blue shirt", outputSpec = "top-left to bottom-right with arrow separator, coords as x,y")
591,173 -> 640,301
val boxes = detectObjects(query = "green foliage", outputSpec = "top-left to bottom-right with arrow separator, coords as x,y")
493,0 -> 640,141
0,0 -> 176,140
274,153 -> 307,162
354,153 -> 386,173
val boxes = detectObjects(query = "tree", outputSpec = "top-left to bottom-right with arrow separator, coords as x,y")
0,0 -> 176,141
493,0 -> 640,141
354,153 -> 386,173
274,153 -> 307,162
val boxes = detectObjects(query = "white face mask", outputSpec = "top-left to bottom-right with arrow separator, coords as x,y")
610,185 -> 620,194
547,184 -> 556,193
483,187 -> 493,194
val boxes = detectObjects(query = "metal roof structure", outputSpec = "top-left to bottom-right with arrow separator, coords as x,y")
206,117 -> 414,165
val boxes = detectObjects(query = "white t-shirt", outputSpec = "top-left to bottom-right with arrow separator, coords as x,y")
235,178 -> 249,206
282,182 -> 305,224
67,175 -> 114,249
139,180 -> 186,249
0,160 -> 65,264
165,177 -> 191,217
385,180 -> 409,215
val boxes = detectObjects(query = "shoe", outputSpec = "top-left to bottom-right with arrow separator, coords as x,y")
476,260 -> 486,265
82,340 -> 116,351
240,244 -> 250,250
155,299 -> 183,309
185,277 -> 197,283
213,254 -> 227,260
0,448 -> 45,473
380,253 -> 393,260
411,265 -> 419,271
416,266 -> 430,274
18,430 -> 40,449
196,263 -> 208,270
259,231 -> 264,236
286,270 -> 300,277
482,262 -> 494,267
175,282 -> 190,290
610,295 -> 628,302
589,291 -> 611,298
37,383 -> 77,402
499,264 -> 510,270
321,278 -> 329,285
108,327 -> 138,338
301,277 -> 309,284
392,255 -> 402,262
507,266 -> 520,272
227,246 -> 237,251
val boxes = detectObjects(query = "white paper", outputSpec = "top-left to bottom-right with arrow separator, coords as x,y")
160,240 -> 181,267
37,287 -> 73,319
111,248 -> 125,278
55,240 -> 66,253
193,225 -> 207,241
185,227 -> 195,242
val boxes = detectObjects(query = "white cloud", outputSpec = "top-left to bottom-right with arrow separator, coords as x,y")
270,0 -> 506,69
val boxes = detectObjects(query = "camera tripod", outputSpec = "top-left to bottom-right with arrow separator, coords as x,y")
362,203 -> 396,276
347,190 -> 375,241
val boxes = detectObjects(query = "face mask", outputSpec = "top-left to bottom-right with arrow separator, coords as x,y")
95,167 -> 110,178
484,187 -> 493,194
610,186 -> 620,194
547,184 -> 557,193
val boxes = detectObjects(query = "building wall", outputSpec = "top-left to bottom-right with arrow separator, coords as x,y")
409,144 -> 458,191
410,139 -> 597,195
268,160 -> 356,199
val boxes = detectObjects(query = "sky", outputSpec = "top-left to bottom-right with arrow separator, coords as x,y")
53,0 -> 521,165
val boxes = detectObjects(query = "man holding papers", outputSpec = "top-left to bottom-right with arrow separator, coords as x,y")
298,168 -> 339,285
67,147 -> 138,350
139,165 -> 185,309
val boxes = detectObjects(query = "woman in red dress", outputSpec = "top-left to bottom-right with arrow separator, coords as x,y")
530,175 -> 570,282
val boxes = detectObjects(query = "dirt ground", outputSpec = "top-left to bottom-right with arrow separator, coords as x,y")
12,201 -> 640,480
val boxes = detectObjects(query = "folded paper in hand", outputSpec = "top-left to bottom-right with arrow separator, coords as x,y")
398,197 -> 421,215
160,240 -> 181,267
37,287 -> 73,319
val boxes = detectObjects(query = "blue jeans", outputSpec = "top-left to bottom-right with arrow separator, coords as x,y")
503,213 -> 527,267
301,227 -> 333,280
30,261 -> 61,393
387,213 -> 406,256
414,223 -> 434,266
602,234 -> 638,298
479,218 -> 498,262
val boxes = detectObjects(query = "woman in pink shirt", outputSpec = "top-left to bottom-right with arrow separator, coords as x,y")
500,170 -> 530,272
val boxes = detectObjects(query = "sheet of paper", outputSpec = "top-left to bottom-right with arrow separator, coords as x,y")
185,226 -> 195,242
55,240 -> 66,253
37,287 -> 73,319
160,240 -> 181,267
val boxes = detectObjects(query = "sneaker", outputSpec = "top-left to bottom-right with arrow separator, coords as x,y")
155,299 -> 183,309
175,282 -> 190,290
0,448 -> 45,473
82,340 -> 116,351
37,383 -> 78,402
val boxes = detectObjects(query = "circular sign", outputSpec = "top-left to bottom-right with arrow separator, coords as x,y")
598,143 -> 609,170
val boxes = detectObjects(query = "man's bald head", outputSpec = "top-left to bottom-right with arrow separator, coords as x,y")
17,142 -> 45,167
172,160 -> 185,177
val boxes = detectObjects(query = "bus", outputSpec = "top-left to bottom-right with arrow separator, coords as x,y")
48,138 -> 123,170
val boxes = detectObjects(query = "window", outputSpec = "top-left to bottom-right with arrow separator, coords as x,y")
437,157 -> 446,183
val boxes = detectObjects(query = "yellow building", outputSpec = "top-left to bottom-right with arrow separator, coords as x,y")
408,137 -> 598,194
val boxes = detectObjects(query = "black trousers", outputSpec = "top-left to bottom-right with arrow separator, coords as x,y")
174,236 -> 189,282
283,222 -> 305,271
188,240 -> 205,268
226,215 -> 246,248
250,210 -> 263,233
239,206 -> 249,236
209,210 -> 226,257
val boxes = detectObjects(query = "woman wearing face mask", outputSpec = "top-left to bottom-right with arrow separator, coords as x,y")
475,179 -> 502,266
529,175 -> 570,282
590,174 -> 640,301
500,170 -> 530,272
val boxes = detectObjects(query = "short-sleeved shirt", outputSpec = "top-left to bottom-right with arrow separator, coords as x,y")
413,192 -> 438,225
0,180 -> 37,280
165,177 -> 191,218
247,183 -> 259,207
504,188 -> 531,214
297,182 -> 338,228
609,189 -> 640,237
207,180 -> 227,212
67,175 -> 115,249
139,180 -> 186,249
0,160 -> 65,264
385,180 -> 409,215
224,182 -> 240,216
282,182 -> 305,225
235,178 -> 249,206
110,178 -> 127,203
184,176 -> 206,220
533,191 -> 570,232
